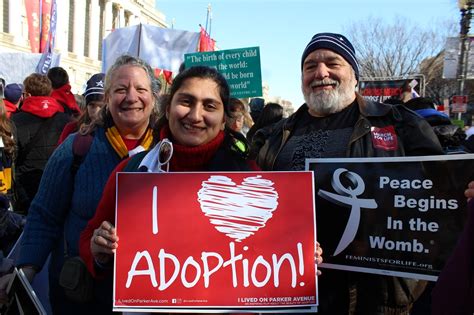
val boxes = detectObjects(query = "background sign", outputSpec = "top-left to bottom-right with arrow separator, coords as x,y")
443,36 -> 474,79
114,172 -> 316,313
306,155 -> 474,281
451,95 -> 468,113
359,76 -> 424,103
184,47 -> 262,98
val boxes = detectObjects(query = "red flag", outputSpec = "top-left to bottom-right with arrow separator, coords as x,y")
199,27 -> 215,52
25,0 -> 41,53
163,70 -> 173,84
39,0 -> 52,52
154,68 -> 162,78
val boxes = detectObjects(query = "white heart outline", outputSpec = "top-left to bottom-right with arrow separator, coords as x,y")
198,175 -> 279,242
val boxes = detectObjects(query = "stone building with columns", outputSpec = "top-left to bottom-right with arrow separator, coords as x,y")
0,0 -> 167,93
1,0 -> 294,113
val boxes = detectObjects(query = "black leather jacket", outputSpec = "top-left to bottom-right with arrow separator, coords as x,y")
253,94 -> 443,170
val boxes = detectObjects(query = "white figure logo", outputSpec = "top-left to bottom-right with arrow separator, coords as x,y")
318,168 -> 377,256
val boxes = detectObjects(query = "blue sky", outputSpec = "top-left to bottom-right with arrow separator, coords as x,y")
155,0 -> 459,108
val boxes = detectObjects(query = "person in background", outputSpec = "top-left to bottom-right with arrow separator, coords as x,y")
249,97 -> 264,123
47,66 -> 81,117
0,99 -> 15,202
15,55 -> 160,314
11,73 -> 70,215
0,98 -> 24,259
252,32 -> 443,314
3,83 -> 23,117
74,94 -> 86,111
58,73 -> 106,144
227,111 -> 245,133
79,66 -> 258,288
246,102 -> 283,143
226,98 -> 253,136
404,97 -> 467,154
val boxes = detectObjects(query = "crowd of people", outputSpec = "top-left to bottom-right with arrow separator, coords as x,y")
0,31 -> 473,315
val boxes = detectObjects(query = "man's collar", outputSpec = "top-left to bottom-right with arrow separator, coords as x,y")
356,93 -> 394,117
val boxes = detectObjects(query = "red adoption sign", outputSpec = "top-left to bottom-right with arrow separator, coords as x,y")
114,172 -> 317,313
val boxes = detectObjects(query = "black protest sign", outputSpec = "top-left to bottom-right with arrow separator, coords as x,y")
306,155 -> 474,281
359,76 -> 423,103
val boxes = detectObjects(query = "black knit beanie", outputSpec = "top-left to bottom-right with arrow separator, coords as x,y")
301,32 -> 359,80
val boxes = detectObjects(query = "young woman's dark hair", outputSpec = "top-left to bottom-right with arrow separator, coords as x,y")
246,102 -> 283,142
157,66 -> 230,131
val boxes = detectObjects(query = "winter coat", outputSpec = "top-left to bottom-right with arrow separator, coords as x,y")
3,99 -> 18,118
16,127 -> 124,314
11,96 -> 70,214
254,94 -> 443,170
51,84 -> 81,116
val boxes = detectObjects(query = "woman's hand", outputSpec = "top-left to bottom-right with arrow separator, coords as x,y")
90,221 -> 119,266
315,241 -> 323,276
465,181 -> 474,201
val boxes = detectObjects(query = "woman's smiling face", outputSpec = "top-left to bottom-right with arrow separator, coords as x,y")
106,65 -> 155,136
167,77 -> 225,147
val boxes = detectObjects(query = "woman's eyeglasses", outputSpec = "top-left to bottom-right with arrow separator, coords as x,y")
157,138 -> 173,172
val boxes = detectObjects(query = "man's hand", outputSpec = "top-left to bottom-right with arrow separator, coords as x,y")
465,181 -> 474,201
315,242 -> 323,276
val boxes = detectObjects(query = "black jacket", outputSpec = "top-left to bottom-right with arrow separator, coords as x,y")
253,94 -> 443,170
11,111 -> 70,214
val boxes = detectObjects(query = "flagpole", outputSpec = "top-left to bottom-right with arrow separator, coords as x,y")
205,3 -> 211,32
137,23 -> 142,57
209,11 -> 212,38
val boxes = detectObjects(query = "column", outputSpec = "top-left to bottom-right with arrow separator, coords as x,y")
104,0 -> 113,37
89,0 -> 100,60
8,0 -> 22,37
118,6 -> 125,28
73,0 -> 86,56
55,0 -> 70,53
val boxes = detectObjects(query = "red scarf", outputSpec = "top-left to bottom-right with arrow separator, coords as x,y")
160,125 -> 225,172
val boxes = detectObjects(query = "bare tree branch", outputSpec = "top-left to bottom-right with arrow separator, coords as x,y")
344,16 -> 445,78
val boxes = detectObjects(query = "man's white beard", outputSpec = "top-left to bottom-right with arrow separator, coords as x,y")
303,80 -> 355,117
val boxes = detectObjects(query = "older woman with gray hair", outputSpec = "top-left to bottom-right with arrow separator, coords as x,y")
15,55 -> 161,314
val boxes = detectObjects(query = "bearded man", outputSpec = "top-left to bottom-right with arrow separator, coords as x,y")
252,33 -> 443,314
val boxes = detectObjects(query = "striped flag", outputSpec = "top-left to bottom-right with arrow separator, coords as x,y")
36,0 -> 57,74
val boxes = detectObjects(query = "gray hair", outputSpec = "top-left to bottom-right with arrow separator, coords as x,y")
80,55 -> 162,135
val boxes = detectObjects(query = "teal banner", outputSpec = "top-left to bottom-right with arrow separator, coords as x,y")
185,47 -> 262,98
